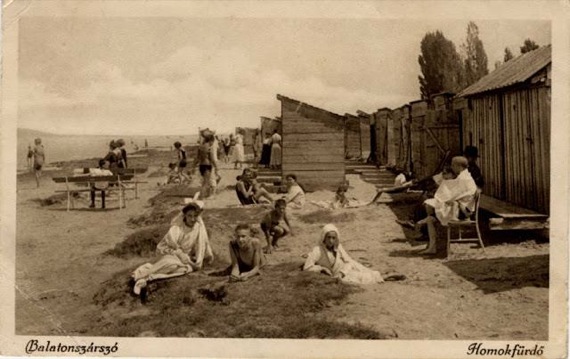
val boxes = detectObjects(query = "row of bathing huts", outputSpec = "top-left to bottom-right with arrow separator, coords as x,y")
241,45 -> 551,225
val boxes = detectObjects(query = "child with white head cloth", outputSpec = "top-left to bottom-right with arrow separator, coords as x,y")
303,224 -> 383,284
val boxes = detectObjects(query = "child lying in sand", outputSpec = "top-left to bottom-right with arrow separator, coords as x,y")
311,181 -> 366,209
260,199 -> 293,253
208,224 -> 267,282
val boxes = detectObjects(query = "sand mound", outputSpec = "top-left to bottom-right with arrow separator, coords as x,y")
90,262 -> 387,339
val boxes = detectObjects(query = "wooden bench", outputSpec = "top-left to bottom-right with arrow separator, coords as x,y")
52,174 -> 138,211
479,194 -> 549,230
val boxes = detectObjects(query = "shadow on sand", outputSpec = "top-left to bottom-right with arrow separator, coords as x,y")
443,254 -> 549,294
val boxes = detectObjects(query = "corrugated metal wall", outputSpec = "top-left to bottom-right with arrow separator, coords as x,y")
280,98 -> 345,191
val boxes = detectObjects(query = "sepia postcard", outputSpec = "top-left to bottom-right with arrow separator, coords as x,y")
1,1 -> 568,358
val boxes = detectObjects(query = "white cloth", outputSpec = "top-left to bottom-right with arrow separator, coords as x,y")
303,224 -> 383,284
424,169 -> 477,226
132,214 -> 213,286
285,184 -> 305,208
89,168 -> 114,190
394,173 -> 407,187
233,134 -> 245,162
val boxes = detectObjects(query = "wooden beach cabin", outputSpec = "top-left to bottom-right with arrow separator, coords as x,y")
392,104 -> 412,172
373,108 -> 392,166
409,94 -> 460,179
260,116 -> 282,137
276,94 -> 346,191
456,45 -> 551,226
356,110 -> 372,162
344,113 -> 362,159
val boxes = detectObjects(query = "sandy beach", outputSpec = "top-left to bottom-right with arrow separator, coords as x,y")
14,150 -> 549,340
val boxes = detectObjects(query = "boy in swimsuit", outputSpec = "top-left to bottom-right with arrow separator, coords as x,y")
229,223 -> 266,281
260,199 -> 293,253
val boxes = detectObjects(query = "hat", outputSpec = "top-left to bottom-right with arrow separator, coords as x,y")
182,199 -> 204,213
464,146 -> 479,158
200,128 -> 215,138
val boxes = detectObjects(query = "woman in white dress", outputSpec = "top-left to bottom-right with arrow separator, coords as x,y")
233,131 -> 245,169
131,200 -> 214,295
269,130 -> 282,169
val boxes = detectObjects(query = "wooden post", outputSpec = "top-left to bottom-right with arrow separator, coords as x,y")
65,177 -> 70,212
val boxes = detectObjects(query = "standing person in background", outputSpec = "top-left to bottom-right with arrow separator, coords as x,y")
252,129 -> 262,168
104,140 -> 120,174
228,134 -> 236,164
210,132 -> 221,184
259,133 -> 272,168
191,131 -> 219,198
222,136 -> 231,163
233,131 -> 245,170
269,129 -> 282,170
173,141 -> 191,184
32,138 -> 45,188
116,138 -> 128,169
27,145 -> 34,172
144,139 -> 148,148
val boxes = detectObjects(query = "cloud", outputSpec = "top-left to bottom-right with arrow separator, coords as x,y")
19,46 -> 412,134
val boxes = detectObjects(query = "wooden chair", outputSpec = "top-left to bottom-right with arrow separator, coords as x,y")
446,189 -> 485,255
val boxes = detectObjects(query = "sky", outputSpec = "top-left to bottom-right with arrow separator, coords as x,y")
18,16 -> 550,135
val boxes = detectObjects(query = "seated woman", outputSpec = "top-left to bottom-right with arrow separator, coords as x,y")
283,174 -> 306,209
228,223 -> 267,281
303,224 -> 384,284
235,168 -> 273,205
131,200 -> 214,295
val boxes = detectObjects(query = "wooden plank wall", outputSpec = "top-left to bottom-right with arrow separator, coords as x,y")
375,108 -> 391,165
358,113 -> 371,161
280,98 -> 345,191
502,87 -> 550,214
410,101 -> 428,177
387,109 -> 398,167
467,95 -> 506,202
344,114 -> 362,159
399,106 -> 412,172
260,117 -> 282,137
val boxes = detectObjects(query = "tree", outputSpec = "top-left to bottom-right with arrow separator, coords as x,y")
504,47 -> 514,62
418,31 -> 464,100
462,22 -> 489,87
520,39 -> 539,54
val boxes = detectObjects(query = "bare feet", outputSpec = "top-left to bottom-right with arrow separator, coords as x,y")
418,247 -> 436,255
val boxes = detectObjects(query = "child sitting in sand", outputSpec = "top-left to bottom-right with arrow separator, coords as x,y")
311,180 -> 365,209
165,162 -> 181,185
260,198 -> 293,253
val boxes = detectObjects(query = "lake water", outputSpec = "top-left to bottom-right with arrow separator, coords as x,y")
17,131 -> 199,170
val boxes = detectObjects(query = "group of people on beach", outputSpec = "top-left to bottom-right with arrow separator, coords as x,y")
129,133 -> 483,296
131,197 -> 385,296
257,129 -> 282,170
